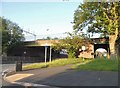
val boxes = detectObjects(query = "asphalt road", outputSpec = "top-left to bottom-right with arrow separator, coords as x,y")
0,64 -> 16,87
1,63 -> 34,73
14,66 -> 118,87
2,64 -> 16,72
1,64 -> 119,87
1,63 -> 35,87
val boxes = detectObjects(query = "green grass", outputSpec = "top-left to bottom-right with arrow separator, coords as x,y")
72,58 -> 118,71
23,58 -> 91,70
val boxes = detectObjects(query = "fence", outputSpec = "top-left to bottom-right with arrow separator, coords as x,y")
2,56 -> 44,64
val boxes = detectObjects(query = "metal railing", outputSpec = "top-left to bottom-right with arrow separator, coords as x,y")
2,56 -> 44,64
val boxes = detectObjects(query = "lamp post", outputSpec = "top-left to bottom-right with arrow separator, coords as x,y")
82,46 -> 86,61
46,29 -> 52,62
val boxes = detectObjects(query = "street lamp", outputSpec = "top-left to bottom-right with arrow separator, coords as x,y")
46,29 -> 52,63
82,46 -> 86,61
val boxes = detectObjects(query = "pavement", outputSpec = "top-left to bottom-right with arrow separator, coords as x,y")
2,63 -> 34,74
1,63 -> 37,88
3,64 -> 119,88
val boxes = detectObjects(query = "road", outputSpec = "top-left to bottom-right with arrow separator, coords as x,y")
1,78 -> 24,88
1,63 -> 34,87
4,64 -> 118,87
2,64 -> 16,73
1,63 -> 33,73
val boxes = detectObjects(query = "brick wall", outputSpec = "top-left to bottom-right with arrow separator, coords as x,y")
78,44 -> 94,58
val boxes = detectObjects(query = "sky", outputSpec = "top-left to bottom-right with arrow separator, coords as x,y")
2,1 -> 83,40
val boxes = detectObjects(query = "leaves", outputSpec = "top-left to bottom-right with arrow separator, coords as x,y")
1,17 -> 25,54
53,31 -> 90,58
73,2 -> 120,36
73,2 -> 120,55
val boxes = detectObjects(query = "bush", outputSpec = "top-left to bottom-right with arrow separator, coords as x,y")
68,51 -> 76,58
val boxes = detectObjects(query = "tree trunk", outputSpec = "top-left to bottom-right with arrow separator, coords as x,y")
109,28 -> 118,59
108,2 -> 119,59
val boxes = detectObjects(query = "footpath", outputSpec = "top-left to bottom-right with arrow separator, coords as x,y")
3,64 -> 118,88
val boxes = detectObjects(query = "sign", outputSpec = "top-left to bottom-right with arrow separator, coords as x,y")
82,46 -> 85,50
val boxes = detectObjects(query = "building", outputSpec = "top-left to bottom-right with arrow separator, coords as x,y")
8,37 -> 111,60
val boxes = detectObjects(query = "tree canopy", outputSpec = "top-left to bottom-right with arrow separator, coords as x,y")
73,2 -> 120,35
53,31 -> 90,58
73,2 -> 120,56
1,17 -> 24,54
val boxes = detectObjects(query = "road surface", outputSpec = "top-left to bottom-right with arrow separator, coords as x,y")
1,63 -> 34,87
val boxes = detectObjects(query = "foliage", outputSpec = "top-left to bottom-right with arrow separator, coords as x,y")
116,37 -> 120,44
23,58 -> 91,70
73,2 -> 120,55
53,37 -> 59,39
72,57 -> 118,71
46,36 -> 51,40
1,17 -> 24,54
73,2 -> 120,35
53,31 -> 90,58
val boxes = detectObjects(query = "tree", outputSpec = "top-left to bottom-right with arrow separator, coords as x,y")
53,37 -> 59,39
53,31 -> 90,58
73,2 -> 120,57
46,36 -> 51,40
1,17 -> 24,55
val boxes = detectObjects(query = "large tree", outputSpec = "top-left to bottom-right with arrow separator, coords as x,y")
73,2 -> 120,57
0,17 -> 24,55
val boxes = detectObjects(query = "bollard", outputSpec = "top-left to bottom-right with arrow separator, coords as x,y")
16,61 -> 22,72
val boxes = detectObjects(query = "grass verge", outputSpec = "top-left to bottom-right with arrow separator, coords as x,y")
23,58 -> 91,70
72,58 -> 118,71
